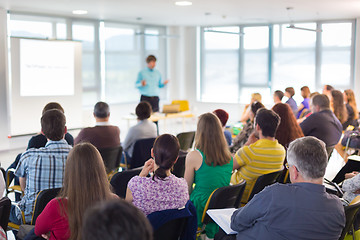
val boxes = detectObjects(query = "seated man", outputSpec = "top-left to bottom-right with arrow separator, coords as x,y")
273,90 -> 284,105
228,136 -> 345,240
75,101 -> 120,149
122,101 -> 157,160
10,109 -> 72,224
231,108 -> 286,204
300,94 -> 342,156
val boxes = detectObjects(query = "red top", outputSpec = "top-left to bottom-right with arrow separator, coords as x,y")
35,198 -> 70,240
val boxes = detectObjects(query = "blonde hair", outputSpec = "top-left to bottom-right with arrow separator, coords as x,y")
195,113 -> 232,166
59,143 -> 113,240
251,93 -> 262,102
345,89 -> 359,120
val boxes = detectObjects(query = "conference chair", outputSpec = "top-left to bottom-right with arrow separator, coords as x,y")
176,131 -> 195,151
8,187 -> 61,230
110,167 -> 143,198
5,168 -> 22,197
339,196 -> 360,240
98,146 -> 123,176
148,200 -> 197,240
246,169 -> 283,203
130,138 -> 156,169
201,181 -> 246,229
0,197 -> 11,232
171,151 -> 187,178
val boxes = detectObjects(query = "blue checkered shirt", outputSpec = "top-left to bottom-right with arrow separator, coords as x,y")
15,139 -> 72,223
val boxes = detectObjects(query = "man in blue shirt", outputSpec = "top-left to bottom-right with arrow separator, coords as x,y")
135,55 -> 168,112
9,109 -> 72,224
222,136 -> 345,240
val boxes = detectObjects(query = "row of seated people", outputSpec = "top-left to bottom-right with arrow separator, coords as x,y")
6,91 -> 356,239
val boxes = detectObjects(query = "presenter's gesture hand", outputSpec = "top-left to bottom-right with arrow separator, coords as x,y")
141,80 -> 147,86
139,159 -> 155,177
164,80 -> 169,85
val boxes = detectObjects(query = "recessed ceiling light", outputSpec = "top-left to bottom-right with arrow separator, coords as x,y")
175,1 -> 192,6
72,10 -> 88,15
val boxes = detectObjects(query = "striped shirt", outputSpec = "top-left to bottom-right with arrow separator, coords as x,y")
15,139 -> 72,223
231,139 -> 285,204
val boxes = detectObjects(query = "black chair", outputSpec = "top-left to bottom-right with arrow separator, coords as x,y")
0,197 -> 11,231
130,138 -> 156,169
176,131 -> 195,151
172,151 -> 187,178
153,217 -> 188,240
110,167 -> 143,198
98,146 -> 123,174
339,196 -> 360,240
202,181 -> 246,225
247,169 -> 283,203
31,187 -> 61,224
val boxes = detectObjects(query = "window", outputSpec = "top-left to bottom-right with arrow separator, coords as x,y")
200,21 -> 354,104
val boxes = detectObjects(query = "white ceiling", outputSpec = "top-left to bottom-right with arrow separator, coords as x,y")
0,0 -> 359,26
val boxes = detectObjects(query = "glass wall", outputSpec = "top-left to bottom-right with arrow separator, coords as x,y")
200,21 -> 355,104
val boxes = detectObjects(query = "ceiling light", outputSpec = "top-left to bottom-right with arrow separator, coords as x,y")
72,10 -> 88,15
175,1 -> 192,6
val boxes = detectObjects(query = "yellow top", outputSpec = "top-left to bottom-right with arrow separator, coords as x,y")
231,139 -> 285,204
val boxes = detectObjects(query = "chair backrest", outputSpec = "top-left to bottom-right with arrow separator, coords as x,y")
98,146 -> 123,174
176,132 -> 195,151
0,197 -> 11,231
247,169 -> 283,202
110,167 -> 143,198
31,187 -> 61,225
339,197 -> 360,240
171,151 -> 187,178
131,138 -> 156,169
153,217 -> 188,240
202,181 -> 246,224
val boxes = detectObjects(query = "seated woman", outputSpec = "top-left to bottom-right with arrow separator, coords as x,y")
343,89 -> 359,129
240,93 -> 262,124
230,102 -> 264,153
272,103 -> 304,150
33,143 -> 116,240
213,109 -> 232,146
126,134 -> 189,215
342,171 -> 360,204
331,90 -> 348,129
184,113 -> 233,239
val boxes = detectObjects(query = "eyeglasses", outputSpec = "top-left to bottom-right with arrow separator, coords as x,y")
285,163 -> 299,172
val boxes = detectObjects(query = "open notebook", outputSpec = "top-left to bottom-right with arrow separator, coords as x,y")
206,208 -> 237,235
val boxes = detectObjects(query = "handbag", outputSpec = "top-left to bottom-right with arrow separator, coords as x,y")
341,130 -> 360,149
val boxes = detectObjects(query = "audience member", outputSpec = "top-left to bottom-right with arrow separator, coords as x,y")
343,89 -> 359,128
74,101 -> 120,149
333,159 -> 360,184
10,109 -> 72,224
221,137 -> 345,240
231,108 -> 285,204
82,200 -> 153,240
297,86 -> 311,119
126,134 -> 189,215
342,171 -> 360,204
323,84 -> 334,99
34,143 -> 116,240
273,90 -> 284,104
330,90 -> 348,128
272,103 -> 304,149
230,102 -> 264,153
300,94 -> 342,157
7,102 -> 74,202
240,93 -> 262,123
184,113 -> 233,239
213,109 -> 232,146
284,87 -> 297,115
123,101 -> 157,160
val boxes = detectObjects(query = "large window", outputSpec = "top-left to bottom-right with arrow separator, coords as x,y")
200,21 -> 355,103
8,13 -> 168,106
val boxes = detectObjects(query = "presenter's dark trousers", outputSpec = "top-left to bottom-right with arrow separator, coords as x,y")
140,95 -> 159,112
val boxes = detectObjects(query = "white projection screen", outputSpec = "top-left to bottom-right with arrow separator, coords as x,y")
9,37 -> 83,136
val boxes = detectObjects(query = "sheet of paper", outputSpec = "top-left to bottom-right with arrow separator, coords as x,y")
207,208 -> 237,235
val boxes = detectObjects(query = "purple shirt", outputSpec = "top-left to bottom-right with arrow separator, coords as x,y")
128,174 -> 189,215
